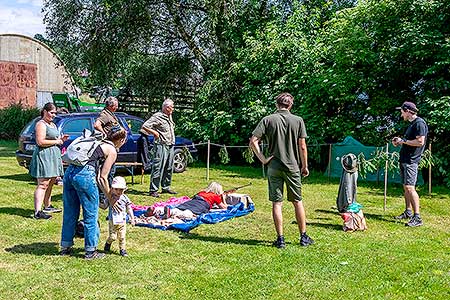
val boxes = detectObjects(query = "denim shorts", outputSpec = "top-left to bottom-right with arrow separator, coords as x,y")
267,163 -> 302,202
400,163 -> 419,186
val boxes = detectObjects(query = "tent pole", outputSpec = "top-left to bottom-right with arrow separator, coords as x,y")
384,142 -> 389,211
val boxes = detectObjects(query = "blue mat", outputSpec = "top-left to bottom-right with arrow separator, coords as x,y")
134,202 -> 255,232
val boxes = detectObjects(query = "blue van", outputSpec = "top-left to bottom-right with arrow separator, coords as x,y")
16,112 -> 197,173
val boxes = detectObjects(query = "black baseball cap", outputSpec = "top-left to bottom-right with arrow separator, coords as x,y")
396,101 -> 418,113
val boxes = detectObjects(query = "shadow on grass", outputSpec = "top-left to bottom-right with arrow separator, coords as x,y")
307,221 -> 343,231
5,242 -> 87,257
125,189 -> 150,196
0,173 -> 34,183
179,232 -> 269,247
314,208 -> 398,224
0,206 -> 34,218
5,242 -> 60,256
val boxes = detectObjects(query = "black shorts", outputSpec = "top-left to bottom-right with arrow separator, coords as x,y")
400,163 -> 418,186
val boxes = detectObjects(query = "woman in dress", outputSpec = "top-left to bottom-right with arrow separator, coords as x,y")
60,125 -> 127,260
29,102 -> 68,219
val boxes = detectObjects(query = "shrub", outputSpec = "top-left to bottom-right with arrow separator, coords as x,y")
0,104 -> 39,140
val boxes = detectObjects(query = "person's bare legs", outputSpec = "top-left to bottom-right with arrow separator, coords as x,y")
403,185 -> 413,212
272,201 -> 283,237
43,177 -> 56,208
293,201 -> 307,234
404,185 -> 420,215
34,178 -> 52,214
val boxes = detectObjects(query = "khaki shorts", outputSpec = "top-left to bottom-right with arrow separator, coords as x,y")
267,164 -> 302,202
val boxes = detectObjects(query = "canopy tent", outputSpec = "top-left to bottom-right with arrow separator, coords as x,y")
326,136 -> 423,185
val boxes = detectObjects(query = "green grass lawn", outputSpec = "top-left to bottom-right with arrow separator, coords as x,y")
0,140 -> 448,300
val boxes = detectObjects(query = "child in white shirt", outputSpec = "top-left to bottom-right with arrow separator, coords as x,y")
104,176 -> 135,256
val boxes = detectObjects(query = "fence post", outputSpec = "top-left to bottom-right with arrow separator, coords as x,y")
206,139 -> 210,181
383,142 -> 388,211
429,143 -> 432,196
327,144 -> 332,181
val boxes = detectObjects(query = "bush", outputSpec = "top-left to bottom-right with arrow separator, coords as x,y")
0,104 -> 39,140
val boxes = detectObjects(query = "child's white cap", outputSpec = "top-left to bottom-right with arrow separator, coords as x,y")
111,176 -> 127,190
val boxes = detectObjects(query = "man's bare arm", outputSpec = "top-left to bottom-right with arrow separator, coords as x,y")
249,135 -> 273,165
298,138 -> 309,177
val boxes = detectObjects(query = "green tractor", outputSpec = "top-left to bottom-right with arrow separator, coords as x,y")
52,93 -> 105,112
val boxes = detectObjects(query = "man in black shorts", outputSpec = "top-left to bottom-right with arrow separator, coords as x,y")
249,93 -> 314,248
392,101 -> 428,227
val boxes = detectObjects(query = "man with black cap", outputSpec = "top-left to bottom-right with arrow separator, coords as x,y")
392,101 -> 428,227
249,92 -> 314,248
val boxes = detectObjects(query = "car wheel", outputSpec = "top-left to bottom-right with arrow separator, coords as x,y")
173,148 -> 187,173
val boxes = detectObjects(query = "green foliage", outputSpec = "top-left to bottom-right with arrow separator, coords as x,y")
43,0 -> 450,185
357,149 -> 400,179
242,147 -> 255,164
0,104 -> 39,140
218,146 -> 230,164
181,146 -> 194,165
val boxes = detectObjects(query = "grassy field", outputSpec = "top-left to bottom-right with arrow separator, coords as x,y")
0,140 -> 448,300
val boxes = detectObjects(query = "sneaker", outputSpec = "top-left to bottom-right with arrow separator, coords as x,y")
272,236 -> 286,249
300,233 -> 315,246
119,249 -> 128,257
59,247 -> 73,256
149,191 -> 160,198
395,210 -> 413,220
34,211 -> 52,220
405,216 -> 423,227
85,251 -> 106,260
43,205 -> 62,213
104,242 -> 112,252
161,189 -> 177,195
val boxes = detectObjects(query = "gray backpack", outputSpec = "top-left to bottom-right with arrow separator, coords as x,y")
62,129 -> 106,166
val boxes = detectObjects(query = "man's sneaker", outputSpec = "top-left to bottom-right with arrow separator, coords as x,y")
300,233 -> 315,246
85,251 -> 106,260
405,216 -> 423,227
34,211 -> 52,220
272,236 -> 286,249
395,210 -> 413,220
120,249 -> 128,257
59,247 -> 73,256
149,191 -> 160,198
104,242 -> 112,252
161,189 -> 177,195
43,205 -> 62,213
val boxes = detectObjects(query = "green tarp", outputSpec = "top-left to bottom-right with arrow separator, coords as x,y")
326,136 -> 423,185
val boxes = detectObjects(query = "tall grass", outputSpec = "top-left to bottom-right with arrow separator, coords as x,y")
0,140 -> 448,300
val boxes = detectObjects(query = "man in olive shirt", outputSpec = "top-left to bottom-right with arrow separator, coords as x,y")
94,96 -> 120,136
249,93 -> 314,248
141,99 -> 177,198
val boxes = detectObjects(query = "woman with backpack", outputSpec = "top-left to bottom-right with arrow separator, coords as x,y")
29,102 -> 69,219
60,125 -> 127,260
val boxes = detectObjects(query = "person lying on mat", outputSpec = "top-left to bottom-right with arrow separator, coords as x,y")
147,182 -> 228,220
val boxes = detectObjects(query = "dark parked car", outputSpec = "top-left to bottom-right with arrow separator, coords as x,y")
16,112 -> 197,173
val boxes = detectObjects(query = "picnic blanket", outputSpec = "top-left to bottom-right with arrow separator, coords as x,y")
132,196 -> 255,232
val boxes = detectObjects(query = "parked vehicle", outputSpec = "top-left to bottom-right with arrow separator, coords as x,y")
52,93 -> 105,112
16,112 -> 197,173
